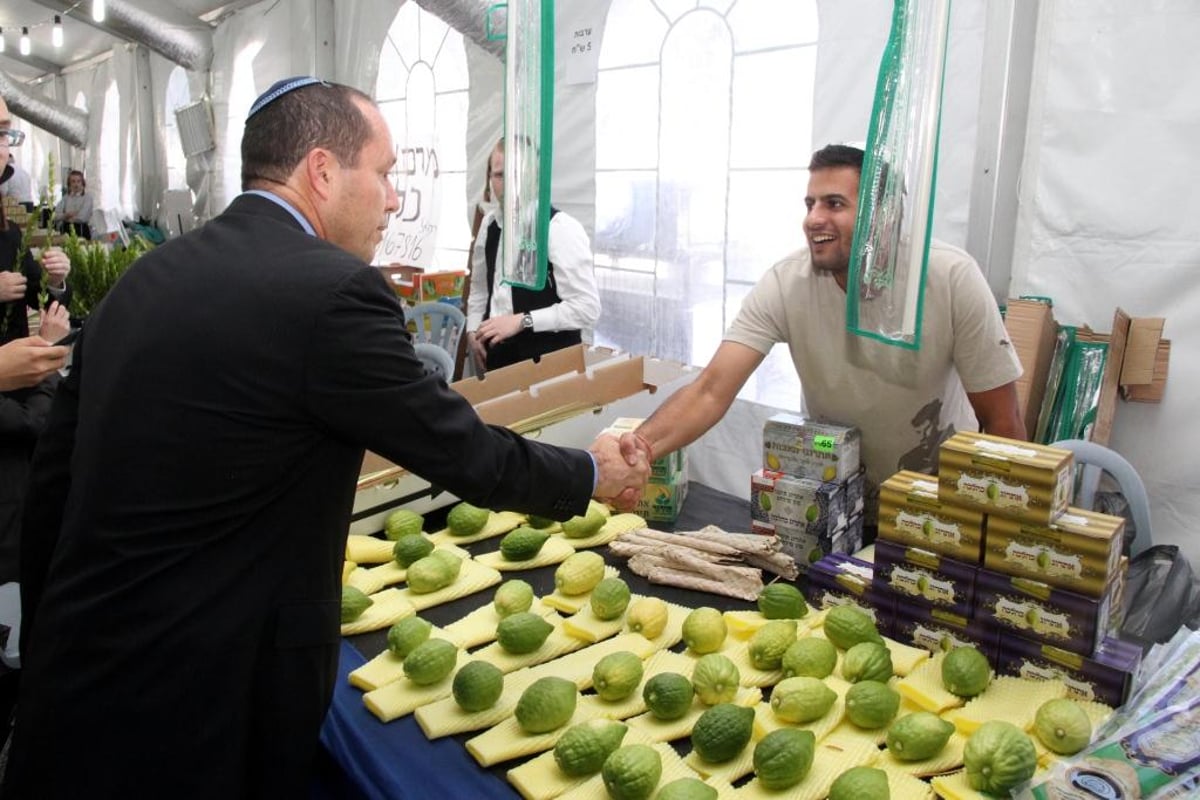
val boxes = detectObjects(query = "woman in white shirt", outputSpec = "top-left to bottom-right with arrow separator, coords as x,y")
53,169 -> 93,239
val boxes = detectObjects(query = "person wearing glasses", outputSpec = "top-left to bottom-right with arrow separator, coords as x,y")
0,154 -> 35,214
466,137 -> 601,374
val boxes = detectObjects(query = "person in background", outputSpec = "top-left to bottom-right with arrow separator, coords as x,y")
5,77 -> 648,800
620,144 -> 1024,531
52,169 -> 93,240
0,154 -> 34,213
466,137 -> 601,374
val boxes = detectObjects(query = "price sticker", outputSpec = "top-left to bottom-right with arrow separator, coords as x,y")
813,435 -> 836,453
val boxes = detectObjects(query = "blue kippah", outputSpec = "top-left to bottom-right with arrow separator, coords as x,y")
247,76 -> 329,119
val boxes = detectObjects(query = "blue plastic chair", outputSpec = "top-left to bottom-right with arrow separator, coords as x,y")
1052,439 -> 1153,557
406,302 -> 465,356
414,342 -> 454,382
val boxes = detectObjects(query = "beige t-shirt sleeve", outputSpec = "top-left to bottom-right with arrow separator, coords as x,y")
724,257 -> 795,354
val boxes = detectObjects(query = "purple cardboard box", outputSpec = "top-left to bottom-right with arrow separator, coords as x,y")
873,539 -> 978,617
974,567 -> 1119,657
996,633 -> 1142,707
805,555 -> 895,632
890,603 -> 1000,659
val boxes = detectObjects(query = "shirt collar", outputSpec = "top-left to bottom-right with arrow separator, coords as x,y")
243,190 -> 316,236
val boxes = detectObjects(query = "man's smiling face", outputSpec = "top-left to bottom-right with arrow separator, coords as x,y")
803,165 -> 861,275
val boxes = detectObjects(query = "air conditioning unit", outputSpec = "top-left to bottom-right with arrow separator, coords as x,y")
174,98 -> 215,157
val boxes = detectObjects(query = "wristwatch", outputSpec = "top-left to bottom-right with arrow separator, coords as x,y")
521,312 -> 534,331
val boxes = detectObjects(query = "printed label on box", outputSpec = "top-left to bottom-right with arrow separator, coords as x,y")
955,471 -> 1031,511
894,510 -> 964,547
991,595 -> 1072,640
1003,541 -> 1084,579
888,564 -> 959,605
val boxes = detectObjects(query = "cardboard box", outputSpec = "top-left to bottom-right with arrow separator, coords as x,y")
751,516 -> 857,574
937,432 -> 1074,525
890,604 -> 1000,660
873,540 -> 978,617
352,347 -> 696,534
378,264 -> 466,308
762,413 -> 860,483
995,633 -> 1142,707
1005,298 -> 1060,441
844,466 -> 867,519
805,555 -> 896,630
634,473 -> 689,522
984,507 -> 1126,597
973,567 -> 1121,656
750,469 -> 847,534
879,470 -> 986,562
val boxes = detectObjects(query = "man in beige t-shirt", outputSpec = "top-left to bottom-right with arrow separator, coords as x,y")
624,144 -> 1024,525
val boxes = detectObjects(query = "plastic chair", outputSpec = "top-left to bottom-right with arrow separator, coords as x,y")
414,342 -> 454,381
1052,439 -> 1153,557
0,581 -> 21,669
406,302 -> 465,358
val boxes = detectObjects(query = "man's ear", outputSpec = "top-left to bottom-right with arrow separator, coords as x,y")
306,149 -> 335,200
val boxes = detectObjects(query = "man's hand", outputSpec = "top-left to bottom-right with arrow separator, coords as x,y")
38,301 -> 71,345
465,331 -> 488,375
41,246 -> 70,289
475,313 -> 523,349
0,337 -> 69,391
0,271 -> 28,302
590,433 -> 649,511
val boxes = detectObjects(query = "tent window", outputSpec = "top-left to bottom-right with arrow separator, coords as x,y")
375,3 -> 471,271
595,0 -> 818,408
164,67 -> 190,191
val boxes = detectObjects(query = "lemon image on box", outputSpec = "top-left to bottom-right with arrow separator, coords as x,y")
805,503 -> 820,523
986,482 -> 1000,501
922,519 -> 935,538
759,493 -> 772,512
642,672 -> 694,721
1037,549 -> 1052,569
767,453 -> 781,470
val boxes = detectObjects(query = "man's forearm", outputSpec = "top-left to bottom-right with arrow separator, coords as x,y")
635,380 -> 729,462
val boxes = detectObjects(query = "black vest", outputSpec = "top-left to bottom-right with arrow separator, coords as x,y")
482,209 -> 582,370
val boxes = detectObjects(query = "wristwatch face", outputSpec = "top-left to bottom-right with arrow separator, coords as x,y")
522,313 -> 534,330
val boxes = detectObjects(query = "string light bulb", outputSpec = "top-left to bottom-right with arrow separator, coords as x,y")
19,27 -> 30,57
52,16 -> 64,48
93,0 -> 107,23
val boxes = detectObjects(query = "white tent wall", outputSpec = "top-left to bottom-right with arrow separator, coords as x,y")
1011,0 -> 1200,566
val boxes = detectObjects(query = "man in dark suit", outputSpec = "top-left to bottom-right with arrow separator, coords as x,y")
4,78 -> 648,799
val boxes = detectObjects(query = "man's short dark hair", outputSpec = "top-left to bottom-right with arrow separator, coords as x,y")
809,144 -> 865,172
241,82 -> 375,189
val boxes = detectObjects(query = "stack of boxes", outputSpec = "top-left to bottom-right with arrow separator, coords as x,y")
808,431 -> 1141,706
602,418 -> 688,522
750,413 -> 866,570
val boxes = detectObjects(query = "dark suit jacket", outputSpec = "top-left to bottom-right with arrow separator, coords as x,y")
6,194 -> 594,799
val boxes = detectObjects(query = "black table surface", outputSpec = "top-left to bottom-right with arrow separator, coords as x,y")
336,481 -> 769,795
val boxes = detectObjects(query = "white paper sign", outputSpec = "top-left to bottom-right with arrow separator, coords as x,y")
562,3 -> 607,86
376,135 -> 441,268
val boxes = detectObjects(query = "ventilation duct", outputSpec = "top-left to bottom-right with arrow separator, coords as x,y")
0,70 -> 88,148
31,0 -> 214,72
413,0 -> 506,59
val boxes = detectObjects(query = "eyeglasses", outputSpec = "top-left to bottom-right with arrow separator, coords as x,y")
0,130 -> 26,147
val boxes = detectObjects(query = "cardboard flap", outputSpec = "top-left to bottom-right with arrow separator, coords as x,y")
1120,317 -> 1165,386
451,344 -> 588,406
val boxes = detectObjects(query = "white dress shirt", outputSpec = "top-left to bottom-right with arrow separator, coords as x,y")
466,208 -> 601,335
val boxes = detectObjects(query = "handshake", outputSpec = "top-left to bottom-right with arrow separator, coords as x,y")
588,430 -> 657,512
